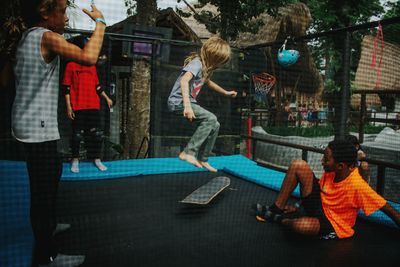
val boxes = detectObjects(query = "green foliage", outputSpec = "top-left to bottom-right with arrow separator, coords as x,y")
382,1 -> 400,45
264,125 -> 334,137
324,78 -> 340,93
384,1 -> 400,18
349,124 -> 386,134
264,123 -> 385,137
308,0 -> 383,30
265,124 -> 386,137
124,0 -> 136,16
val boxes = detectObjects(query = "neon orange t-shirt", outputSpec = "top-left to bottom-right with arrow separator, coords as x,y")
319,168 -> 386,238
62,62 -> 100,111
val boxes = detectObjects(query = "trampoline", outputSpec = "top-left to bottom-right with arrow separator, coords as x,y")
1,156 -> 399,267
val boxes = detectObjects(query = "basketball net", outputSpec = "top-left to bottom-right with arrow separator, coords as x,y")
252,72 -> 276,101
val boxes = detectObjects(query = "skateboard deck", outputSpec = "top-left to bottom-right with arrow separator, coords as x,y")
181,176 -> 231,205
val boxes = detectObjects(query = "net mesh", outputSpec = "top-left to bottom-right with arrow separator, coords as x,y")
1,4 -> 400,265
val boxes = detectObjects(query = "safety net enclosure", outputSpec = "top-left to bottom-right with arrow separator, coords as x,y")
0,1 -> 399,267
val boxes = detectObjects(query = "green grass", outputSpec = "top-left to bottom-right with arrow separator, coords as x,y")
349,124 -> 386,134
264,125 -> 334,137
264,124 -> 386,137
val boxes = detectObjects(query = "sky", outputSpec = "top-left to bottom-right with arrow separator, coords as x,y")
68,0 -> 195,30
68,0 -> 396,30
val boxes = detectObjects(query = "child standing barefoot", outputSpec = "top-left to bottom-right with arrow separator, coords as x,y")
63,36 -> 113,173
167,37 -> 237,172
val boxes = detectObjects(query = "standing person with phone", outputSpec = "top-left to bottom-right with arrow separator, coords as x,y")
6,0 -> 106,266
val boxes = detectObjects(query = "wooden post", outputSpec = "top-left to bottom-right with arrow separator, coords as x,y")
359,93 -> 366,143
376,165 -> 386,195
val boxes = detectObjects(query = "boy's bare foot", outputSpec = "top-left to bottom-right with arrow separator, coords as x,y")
179,152 -> 202,168
199,161 -> 218,172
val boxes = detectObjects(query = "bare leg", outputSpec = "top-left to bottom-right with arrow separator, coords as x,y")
275,160 -> 315,210
179,151 -> 203,168
359,162 -> 370,184
281,217 -> 320,235
199,161 -> 218,172
253,160 -> 316,226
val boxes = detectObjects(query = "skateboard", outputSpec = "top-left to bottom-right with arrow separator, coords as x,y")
180,176 -> 231,205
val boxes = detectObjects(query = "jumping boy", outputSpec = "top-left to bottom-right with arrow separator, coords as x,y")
167,37 -> 237,172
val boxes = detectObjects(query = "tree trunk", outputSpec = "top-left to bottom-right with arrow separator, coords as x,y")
125,0 -> 157,159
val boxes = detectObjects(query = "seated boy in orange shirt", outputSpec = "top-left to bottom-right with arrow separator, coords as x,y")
253,139 -> 400,239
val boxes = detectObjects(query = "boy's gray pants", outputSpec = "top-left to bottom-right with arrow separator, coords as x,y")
174,103 -> 220,162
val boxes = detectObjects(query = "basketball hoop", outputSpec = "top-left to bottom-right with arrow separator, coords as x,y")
252,72 -> 276,101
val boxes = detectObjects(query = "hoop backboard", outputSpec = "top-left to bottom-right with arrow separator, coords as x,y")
122,25 -> 172,63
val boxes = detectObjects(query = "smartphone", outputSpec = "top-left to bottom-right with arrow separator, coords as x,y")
80,0 -> 94,11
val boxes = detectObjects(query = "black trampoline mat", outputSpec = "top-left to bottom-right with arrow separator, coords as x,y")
56,171 -> 399,267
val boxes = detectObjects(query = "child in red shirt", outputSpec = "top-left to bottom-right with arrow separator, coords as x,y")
63,36 -> 113,173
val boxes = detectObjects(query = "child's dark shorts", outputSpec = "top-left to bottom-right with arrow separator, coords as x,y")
301,176 -> 337,239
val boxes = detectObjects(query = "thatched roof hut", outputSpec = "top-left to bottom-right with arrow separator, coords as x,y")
179,4 -> 217,41
351,35 -> 400,109
231,3 -> 312,47
355,35 -> 400,90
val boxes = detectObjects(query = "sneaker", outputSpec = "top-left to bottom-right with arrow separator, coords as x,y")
53,223 -> 71,236
39,254 -> 85,267
252,203 -> 282,222
319,231 -> 337,240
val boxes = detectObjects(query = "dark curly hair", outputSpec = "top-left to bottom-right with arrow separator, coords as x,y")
327,139 -> 357,166
0,0 -> 62,60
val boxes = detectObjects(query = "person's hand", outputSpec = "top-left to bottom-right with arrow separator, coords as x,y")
106,98 -> 113,109
82,4 -> 104,21
358,150 -> 366,161
67,106 -> 75,120
226,90 -> 237,98
183,106 -> 195,122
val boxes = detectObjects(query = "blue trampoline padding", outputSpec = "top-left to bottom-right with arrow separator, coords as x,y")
215,155 -> 300,197
358,201 -> 400,229
63,155 -> 301,195
0,160 -> 33,267
62,157 -> 210,181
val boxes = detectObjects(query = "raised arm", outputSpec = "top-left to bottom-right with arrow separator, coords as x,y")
42,5 -> 106,65
206,79 -> 237,97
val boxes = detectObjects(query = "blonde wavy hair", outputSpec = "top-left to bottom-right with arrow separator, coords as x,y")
184,36 -> 231,81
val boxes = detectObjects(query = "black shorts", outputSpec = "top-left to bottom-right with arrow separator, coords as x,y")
72,109 -> 100,131
301,176 -> 336,239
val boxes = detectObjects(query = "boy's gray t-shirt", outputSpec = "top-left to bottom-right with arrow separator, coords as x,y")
167,57 -> 204,111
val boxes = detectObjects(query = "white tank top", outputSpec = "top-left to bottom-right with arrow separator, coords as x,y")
12,27 -> 60,143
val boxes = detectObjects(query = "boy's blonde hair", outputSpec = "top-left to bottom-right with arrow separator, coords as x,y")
184,36 -> 231,81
